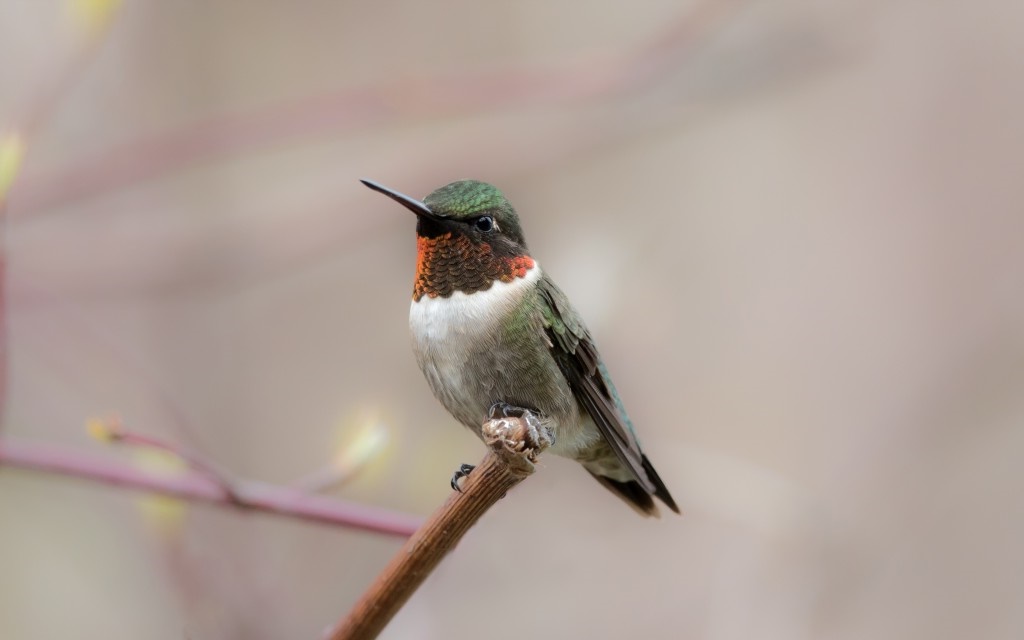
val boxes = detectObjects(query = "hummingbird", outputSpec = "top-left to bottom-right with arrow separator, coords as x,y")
362,178 -> 679,516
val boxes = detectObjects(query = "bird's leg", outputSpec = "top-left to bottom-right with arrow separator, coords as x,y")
484,402 -> 554,463
488,401 -> 535,420
449,463 -> 476,493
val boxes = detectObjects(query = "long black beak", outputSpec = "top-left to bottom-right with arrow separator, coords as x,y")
361,179 -> 443,221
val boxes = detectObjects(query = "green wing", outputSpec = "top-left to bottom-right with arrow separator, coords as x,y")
538,274 -> 678,512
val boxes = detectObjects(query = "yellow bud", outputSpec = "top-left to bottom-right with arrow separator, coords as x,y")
67,0 -> 123,38
133,450 -> 189,535
85,417 -> 115,443
334,418 -> 389,475
137,495 -> 188,534
0,132 -> 26,204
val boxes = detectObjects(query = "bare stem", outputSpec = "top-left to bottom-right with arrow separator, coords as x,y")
100,419 -> 243,502
328,414 -> 548,640
11,0 -> 739,216
0,438 -> 420,537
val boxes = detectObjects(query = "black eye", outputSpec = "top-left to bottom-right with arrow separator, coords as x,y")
475,216 -> 495,232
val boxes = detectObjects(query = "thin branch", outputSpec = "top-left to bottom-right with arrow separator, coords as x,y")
92,417 -> 243,503
327,414 -> 549,640
290,465 -> 361,495
0,438 -> 420,537
1,0 -> 123,210
290,421 -> 389,494
1,1 -> 125,432
10,0 -> 741,216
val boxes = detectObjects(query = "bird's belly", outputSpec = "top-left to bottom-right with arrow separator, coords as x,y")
408,272 -> 592,455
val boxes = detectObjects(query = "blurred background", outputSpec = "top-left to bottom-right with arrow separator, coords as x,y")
1,0 -> 1023,638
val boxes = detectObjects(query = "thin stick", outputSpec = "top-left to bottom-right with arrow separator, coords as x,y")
0,438 -> 420,537
328,415 -> 547,640
91,418 -> 243,501
11,0 -> 739,216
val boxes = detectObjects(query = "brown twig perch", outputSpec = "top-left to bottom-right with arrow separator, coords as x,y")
328,413 -> 550,640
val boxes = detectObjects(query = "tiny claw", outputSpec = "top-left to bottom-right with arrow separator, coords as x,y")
450,463 -> 476,492
488,401 -> 535,420
487,402 -> 508,421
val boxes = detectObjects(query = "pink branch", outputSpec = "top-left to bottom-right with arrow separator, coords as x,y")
0,438 -> 420,537
98,419 -> 243,502
10,0 -> 740,216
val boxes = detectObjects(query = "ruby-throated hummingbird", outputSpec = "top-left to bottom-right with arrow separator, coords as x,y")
362,178 -> 679,516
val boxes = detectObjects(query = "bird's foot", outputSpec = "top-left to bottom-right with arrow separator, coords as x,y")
487,401 -> 536,421
483,403 -> 553,464
450,463 -> 476,493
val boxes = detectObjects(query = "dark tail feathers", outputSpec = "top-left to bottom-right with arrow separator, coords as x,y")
589,455 -> 680,517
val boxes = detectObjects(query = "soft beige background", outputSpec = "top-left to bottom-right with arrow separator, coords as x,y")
2,1 -> 1022,638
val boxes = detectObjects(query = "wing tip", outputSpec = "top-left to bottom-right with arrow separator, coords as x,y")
642,454 -> 681,515
589,465 -> 681,517
590,472 -> 661,517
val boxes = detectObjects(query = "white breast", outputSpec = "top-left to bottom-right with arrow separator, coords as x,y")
408,265 -> 542,403
410,265 -> 541,342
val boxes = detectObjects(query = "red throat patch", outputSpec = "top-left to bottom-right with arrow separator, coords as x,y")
414,233 -> 535,300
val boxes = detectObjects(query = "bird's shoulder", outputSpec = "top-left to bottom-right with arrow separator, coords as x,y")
534,273 -> 589,355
